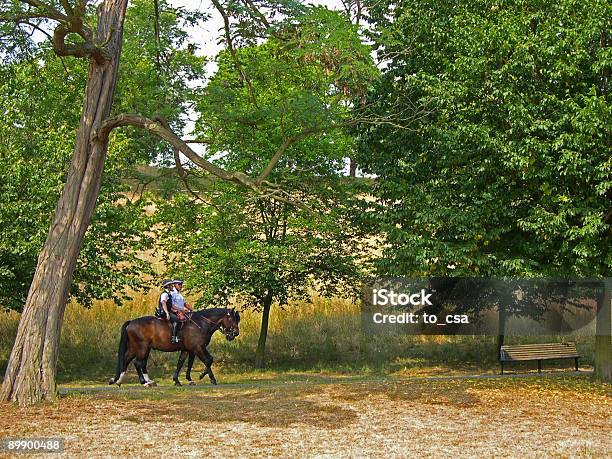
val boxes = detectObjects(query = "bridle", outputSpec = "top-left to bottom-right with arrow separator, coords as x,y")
200,311 -> 239,337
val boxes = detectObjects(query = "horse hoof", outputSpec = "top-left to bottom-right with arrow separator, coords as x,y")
144,381 -> 155,388
210,379 -> 218,386
189,381 -> 196,386
174,380 -> 182,387
108,378 -> 115,385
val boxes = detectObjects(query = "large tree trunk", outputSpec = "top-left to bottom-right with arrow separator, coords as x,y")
255,292 -> 273,369
0,0 -> 128,405
594,279 -> 612,381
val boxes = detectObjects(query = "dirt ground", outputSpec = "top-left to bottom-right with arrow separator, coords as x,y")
0,375 -> 610,458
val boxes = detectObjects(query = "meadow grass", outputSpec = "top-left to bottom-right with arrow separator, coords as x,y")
0,290 -> 596,385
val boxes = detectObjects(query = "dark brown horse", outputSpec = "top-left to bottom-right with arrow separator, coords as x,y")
108,308 -> 240,387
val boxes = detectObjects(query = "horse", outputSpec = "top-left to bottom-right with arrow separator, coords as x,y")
108,308 -> 240,387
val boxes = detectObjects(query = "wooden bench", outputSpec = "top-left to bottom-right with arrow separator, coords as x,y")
499,342 -> 580,374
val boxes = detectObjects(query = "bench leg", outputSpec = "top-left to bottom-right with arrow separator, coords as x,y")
537,360 -> 542,373
500,362 -> 504,375
575,357 -> 579,372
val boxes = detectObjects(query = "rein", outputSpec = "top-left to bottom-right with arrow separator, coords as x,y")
199,314 -> 226,329
187,312 -> 202,330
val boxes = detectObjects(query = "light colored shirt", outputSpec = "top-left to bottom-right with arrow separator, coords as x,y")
160,291 -> 171,303
171,290 -> 186,310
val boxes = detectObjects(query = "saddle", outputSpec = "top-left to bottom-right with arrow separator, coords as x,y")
174,309 -> 188,322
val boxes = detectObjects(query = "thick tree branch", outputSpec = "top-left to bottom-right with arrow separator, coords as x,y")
59,0 -> 74,17
256,128 -> 320,184
4,0 -> 106,63
18,0 -> 69,22
52,22 -> 106,63
95,114 -> 312,211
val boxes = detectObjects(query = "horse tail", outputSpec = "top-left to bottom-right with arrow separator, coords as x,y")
109,320 -> 130,385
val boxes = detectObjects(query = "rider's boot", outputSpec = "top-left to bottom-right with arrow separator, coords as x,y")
171,321 -> 181,343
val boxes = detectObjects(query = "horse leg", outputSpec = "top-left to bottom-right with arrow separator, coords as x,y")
197,348 -> 217,385
141,348 -> 156,387
112,349 -> 136,386
174,351 -> 188,386
133,359 -> 147,385
134,348 -> 154,387
185,353 -> 196,386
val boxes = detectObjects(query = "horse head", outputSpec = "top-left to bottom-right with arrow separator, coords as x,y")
220,308 -> 240,341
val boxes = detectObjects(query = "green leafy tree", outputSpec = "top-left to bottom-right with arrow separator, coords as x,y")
0,55 -> 152,311
0,0 -> 380,404
359,0 -> 611,376
156,182 -> 364,367
155,11 -> 377,366
0,0 -> 204,312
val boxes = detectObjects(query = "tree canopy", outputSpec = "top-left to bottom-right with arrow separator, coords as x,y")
358,0 -> 611,278
0,0 -> 205,310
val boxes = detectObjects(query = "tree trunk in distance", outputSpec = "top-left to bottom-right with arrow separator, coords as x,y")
496,303 -> 506,360
349,158 -> 357,178
255,293 -> 273,369
594,279 -> 612,381
0,0 -> 128,405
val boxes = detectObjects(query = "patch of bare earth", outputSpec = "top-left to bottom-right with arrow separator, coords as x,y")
0,377 -> 609,458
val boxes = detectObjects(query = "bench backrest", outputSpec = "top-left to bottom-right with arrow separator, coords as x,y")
500,342 -> 578,361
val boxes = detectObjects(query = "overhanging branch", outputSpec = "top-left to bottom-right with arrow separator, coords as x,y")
94,114 -> 311,212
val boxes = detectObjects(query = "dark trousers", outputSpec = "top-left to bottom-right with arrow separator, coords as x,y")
168,312 -> 181,341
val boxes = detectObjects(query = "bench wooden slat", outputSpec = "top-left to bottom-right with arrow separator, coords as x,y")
499,342 -> 580,374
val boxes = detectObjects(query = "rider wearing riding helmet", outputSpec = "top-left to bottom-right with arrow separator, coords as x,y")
156,279 -> 182,344
171,279 -> 193,315
169,279 -> 193,342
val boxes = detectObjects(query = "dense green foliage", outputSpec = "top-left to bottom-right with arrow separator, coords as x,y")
359,0 -> 611,277
156,182 -> 364,310
0,0 -> 204,310
157,7 -> 377,311
193,6 -> 378,178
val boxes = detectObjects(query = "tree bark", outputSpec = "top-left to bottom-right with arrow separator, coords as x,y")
255,292 -> 273,369
349,158 -> 357,177
496,303 -> 506,359
0,0 -> 128,405
594,279 -> 612,381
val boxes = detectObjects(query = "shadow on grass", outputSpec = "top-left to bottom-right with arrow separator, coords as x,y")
71,387 -> 359,429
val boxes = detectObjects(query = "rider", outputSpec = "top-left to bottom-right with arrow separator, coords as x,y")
155,279 -> 181,344
169,279 -> 193,343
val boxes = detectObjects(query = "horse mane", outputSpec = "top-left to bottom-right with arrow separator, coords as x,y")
192,307 -> 240,324
192,307 -> 230,318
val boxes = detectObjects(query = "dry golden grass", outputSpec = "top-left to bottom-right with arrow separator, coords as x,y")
0,289 -> 598,386
0,377 -> 609,457
0,291 -> 608,457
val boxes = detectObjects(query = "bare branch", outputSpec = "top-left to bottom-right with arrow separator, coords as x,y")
95,114 -> 312,211
240,0 -> 270,29
52,22 -> 106,63
19,19 -> 53,40
184,139 -> 212,144
210,0 -> 258,106
256,127 -> 321,184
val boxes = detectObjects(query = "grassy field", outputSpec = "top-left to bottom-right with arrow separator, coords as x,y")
0,375 -> 609,457
0,290 -> 597,386
0,292 -> 609,457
